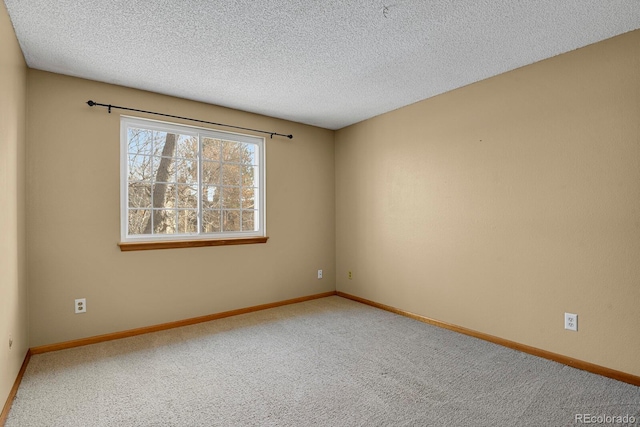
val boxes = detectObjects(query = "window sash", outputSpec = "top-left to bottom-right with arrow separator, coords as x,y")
120,116 -> 265,242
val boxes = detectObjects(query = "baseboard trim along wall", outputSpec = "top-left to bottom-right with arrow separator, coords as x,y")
4,290 -> 638,426
30,291 -> 337,355
0,350 -> 31,427
337,291 -> 640,387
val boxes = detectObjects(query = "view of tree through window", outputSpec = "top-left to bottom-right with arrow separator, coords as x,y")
122,117 -> 263,241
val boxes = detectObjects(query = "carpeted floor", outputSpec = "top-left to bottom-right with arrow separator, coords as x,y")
6,296 -> 640,426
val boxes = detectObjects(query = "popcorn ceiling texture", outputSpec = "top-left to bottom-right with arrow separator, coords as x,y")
4,0 -> 640,129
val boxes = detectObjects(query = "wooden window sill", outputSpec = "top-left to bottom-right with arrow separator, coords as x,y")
118,236 -> 269,251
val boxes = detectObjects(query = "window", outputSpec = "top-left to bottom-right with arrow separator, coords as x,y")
120,116 -> 265,245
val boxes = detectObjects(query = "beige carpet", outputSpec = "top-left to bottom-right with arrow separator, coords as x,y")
6,296 -> 640,426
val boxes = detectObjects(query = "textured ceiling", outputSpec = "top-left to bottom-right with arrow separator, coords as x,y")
5,1 -> 640,130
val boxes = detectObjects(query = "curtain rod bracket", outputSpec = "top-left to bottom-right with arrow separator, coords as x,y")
86,100 -> 293,139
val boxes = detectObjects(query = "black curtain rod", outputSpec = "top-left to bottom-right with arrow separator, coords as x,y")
86,100 -> 293,139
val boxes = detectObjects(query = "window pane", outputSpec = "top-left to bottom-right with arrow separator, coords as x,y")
128,128 -> 153,156
153,209 -> 177,234
152,131 -> 177,157
153,156 -> 176,184
222,140 -> 244,163
176,135 -> 198,159
177,184 -> 197,209
241,187 -> 256,209
242,210 -> 255,231
175,158 -> 198,184
202,138 -> 220,161
222,210 -> 241,232
128,209 -> 150,235
128,183 -> 151,208
243,144 -> 257,166
128,154 -> 153,182
202,185 -> 221,209
241,166 -> 258,187
203,210 -> 221,233
154,183 -> 176,208
178,210 -> 198,234
222,163 -> 241,187
221,187 -> 240,209
202,161 -> 220,185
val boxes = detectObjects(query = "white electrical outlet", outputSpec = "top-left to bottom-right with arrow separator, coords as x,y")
317,269 -> 323,279
564,313 -> 577,331
75,298 -> 87,314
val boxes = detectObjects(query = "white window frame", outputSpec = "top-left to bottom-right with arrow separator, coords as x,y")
120,116 -> 265,243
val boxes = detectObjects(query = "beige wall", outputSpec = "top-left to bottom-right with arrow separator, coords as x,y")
26,71 -> 335,347
336,31 -> 640,376
0,0 -> 28,407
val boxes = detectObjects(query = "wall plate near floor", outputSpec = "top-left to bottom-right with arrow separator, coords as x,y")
317,269 -> 323,279
75,298 -> 87,314
564,312 -> 577,331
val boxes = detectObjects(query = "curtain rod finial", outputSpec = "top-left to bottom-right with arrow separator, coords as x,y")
87,100 -> 95,106
287,135 -> 293,139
